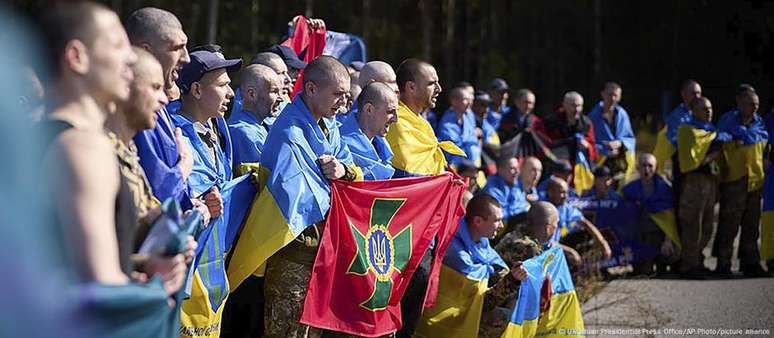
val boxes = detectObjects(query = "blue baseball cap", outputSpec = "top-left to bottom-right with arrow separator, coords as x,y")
177,50 -> 242,95
267,44 -> 307,70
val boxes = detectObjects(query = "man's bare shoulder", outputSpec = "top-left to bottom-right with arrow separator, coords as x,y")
45,128 -> 119,187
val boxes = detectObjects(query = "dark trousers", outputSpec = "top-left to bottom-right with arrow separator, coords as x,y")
396,250 -> 432,338
221,275 -> 265,338
716,177 -> 762,266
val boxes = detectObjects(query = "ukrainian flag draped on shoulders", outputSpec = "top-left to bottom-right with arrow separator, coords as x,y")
653,104 -> 692,173
502,246 -> 584,338
171,113 -> 258,337
416,218 -> 507,338
386,101 -> 465,176
588,102 -> 636,178
677,117 -> 718,173
621,175 -> 681,248
339,110 -> 395,180
436,109 -> 482,167
717,110 -> 768,192
227,95 -> 360,290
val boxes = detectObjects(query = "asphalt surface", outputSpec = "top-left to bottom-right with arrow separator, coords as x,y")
582,237 -> 774,337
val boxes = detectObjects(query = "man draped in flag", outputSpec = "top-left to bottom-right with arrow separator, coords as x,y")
653,80 -> 702,175
588,82 -> 636,183
715,87 -> 770,277
340,82 -> 398,180
226,56 -> 363,337
416,195 -> 528,338
543,91 -> 597,195
481,157 -> 534,244
622,154 -> 681,276
675,96 -> 722,279
384,58 -> 465,337
437,86 -> 481,168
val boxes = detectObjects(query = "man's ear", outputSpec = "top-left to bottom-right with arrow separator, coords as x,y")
191,82 -> 202,100
406,81 -> 415,94
305,81 -> 316,96
245,86 -> 256,101
63,39 -> 89,75
139,42 -> 153,53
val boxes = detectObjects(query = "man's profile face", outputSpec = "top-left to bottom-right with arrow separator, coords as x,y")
474,205 -> 504,239
692,99 -> 713,123
450,91 -> 472,113
126,60 -> 167,130
194,69 -> 234,119
547,182 -> 568,206
413,65 -> 442,110
152,28 -> 189,91
562,96 -> 583,118
472,100 -> 489,119
86,10 -> 137,104
515,93 -> 535,114
366,93 -> 398,137
601,87 -> 622,107
251,73 -> 284,118
738,94 -> 759,119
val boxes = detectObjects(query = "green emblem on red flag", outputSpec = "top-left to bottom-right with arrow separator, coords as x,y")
347,198 -> 412,311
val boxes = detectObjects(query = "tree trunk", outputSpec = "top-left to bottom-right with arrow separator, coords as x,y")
206,0 -> 219,44
444,0 -> 456,84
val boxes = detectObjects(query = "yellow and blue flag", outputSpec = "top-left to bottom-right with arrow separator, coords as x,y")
717,111 -> 768,192
573,150 -> 594,196
588,102 -> 636,179
386,101 -> 465,176
501,246 -> 584,338
226,96 -> 360,290
180,173 -> 256,338
621,175 -> 681,249
677,119 -> 717,173
652,126 -> 675,175
761,163 -> 774,261
416,218 -> 508,337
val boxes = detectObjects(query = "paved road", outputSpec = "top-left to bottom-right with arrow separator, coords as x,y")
582,238 -> 774,337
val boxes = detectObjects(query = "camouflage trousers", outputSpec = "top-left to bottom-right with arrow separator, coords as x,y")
716,177 -> 762,266
678,172 -> 717,272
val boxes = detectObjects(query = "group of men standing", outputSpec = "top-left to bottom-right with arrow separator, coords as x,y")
29,2 -> 771,338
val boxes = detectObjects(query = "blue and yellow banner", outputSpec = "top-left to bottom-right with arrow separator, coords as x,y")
761,163 -> 774,261
573,150 -> 594,197
226,96 -> 360,290
677,121 -> 716,173
621,175 -> 681,249
501,246 -> 584,338
717,110 -> 768,192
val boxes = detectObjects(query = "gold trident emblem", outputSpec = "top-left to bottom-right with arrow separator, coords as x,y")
374,234 -> 387,271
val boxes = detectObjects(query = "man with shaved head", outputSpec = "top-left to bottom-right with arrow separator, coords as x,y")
337,60 -> 398,122
228,64 -> 284,164
260,55 -> 362,337
498,88 -> 544,142
127,7 -> 213,217
251,52 -> 293,99
437,86 -> 481,168
39,2 -> 187,335
386,58 -> 464,178
340,82 -> 398,180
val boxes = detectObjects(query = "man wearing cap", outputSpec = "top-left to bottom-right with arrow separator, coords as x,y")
386,58 -> 465,178
473,90 -> 501,175
228,64 -> 285,165
172,50 -> 240,196
268,44 -> 308,88
488,77 -> 511,128
339,82 -> 398,180
437,86 -> 481,167
127,7 -> 220,217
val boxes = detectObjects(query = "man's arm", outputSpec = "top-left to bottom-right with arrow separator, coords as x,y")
580,218 -> 612,259
47,131 -> 126,284
134,126 -> 194,208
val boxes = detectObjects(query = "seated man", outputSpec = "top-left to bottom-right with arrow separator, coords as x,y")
582,166 -> 621,201
497,88 -> 545,143
546,177 -> 612,267
622,153 -> 681,276
537,161 -> 578,201
416,194 -> 528,338
481,157 -> 529,239
472,90 -> 500,175
437,86 -> 481,167
518,156 -> 542,203
339,82 -> 398,180
227,64 -> 284,165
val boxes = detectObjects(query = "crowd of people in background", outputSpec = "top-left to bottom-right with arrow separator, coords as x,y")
19,1 -> 773,338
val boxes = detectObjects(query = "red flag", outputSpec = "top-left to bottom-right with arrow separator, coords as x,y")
300,173 -> 466,337
282,15 -> 326,98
